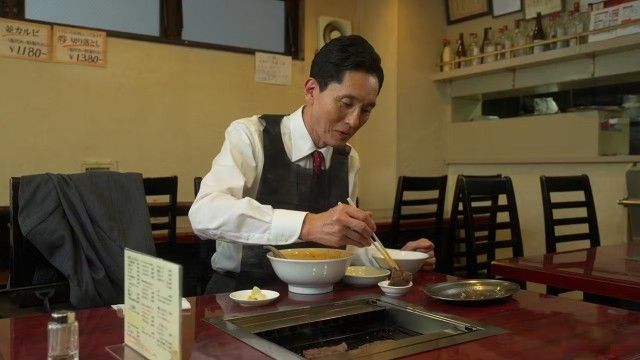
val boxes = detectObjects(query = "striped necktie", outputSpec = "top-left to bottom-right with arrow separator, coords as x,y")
312,150 -> 324,177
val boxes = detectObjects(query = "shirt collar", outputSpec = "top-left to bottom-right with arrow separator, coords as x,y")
289,106 -> 333,165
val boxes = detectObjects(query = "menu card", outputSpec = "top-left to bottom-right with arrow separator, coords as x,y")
0,18 -> 51,62
124,248 -> 182,360
52,25 -> 107,67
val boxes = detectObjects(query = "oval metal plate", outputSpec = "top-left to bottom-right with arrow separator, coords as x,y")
424,279 -> 519,303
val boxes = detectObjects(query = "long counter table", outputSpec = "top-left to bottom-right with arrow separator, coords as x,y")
491,242 -> 640,302
2,272 -> 640,359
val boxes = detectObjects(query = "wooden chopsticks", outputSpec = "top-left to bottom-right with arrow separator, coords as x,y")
346,198 -> 400,271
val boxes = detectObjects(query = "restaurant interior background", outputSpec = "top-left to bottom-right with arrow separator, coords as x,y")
0,0 -> 635,258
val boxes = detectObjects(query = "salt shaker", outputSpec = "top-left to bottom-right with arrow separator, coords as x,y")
47,310 -> 79,360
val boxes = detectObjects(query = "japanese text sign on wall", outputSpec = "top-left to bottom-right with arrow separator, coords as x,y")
0,18 -> 51,62
52,25 -> 107,67
255,51 -> 292,85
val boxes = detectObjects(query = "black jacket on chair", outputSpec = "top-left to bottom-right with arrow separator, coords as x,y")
18,172 -> 155,308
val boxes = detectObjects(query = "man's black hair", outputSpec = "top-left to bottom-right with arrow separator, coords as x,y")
310,35 -> 384,93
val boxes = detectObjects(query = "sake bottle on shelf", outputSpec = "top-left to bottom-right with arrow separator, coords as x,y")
502,25 -> 512,59
532,12 -> 546,54
455,32 -> 466,69
481,27 -> 494,63
441,38 -> 452,72
467,32 -> 480,66
494,27 -> 505,60
512,19 -> 526,58
556,12 -> 568,48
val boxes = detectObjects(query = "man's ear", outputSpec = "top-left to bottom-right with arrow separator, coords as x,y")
304,78 -> 319,104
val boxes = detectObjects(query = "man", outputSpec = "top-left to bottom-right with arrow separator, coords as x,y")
189,35 -> 435,294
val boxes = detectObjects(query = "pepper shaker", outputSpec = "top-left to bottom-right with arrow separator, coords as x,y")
47,310 -> 79,360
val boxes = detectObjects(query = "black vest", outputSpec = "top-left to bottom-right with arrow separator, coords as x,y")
255,114 -> 350,213
208,114 -> 351,292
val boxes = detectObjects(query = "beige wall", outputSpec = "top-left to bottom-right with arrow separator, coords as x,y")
397,0 -> 448,178
0,37 -> 305,203
0,0 -> 631,252
0,0 -> 411,220
354,0 -> 399,217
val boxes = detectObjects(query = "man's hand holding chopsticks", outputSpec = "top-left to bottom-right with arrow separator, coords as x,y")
300,203 -> 375,247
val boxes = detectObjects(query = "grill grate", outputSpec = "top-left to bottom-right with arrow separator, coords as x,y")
256,308 -> 422,356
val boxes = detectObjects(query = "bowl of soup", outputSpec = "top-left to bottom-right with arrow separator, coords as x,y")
266,248 -> 353,294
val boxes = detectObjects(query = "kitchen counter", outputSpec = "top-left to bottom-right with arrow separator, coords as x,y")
2,272 -> 640,359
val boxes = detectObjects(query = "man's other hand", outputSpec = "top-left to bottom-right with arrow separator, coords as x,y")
401,238 -> 436,271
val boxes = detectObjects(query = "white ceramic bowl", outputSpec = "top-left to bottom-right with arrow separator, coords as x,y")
343,266 -> 390,287
229,289 -> 280,307
378,280 -> 412,297
372,248 -> 430,274
267,248 -> 353,294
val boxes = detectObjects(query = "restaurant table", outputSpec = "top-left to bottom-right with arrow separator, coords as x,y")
2,272 -> 640,359
491,242 -> 640,302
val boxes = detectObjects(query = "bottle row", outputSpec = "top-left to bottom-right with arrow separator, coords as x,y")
440,4 -> 593,71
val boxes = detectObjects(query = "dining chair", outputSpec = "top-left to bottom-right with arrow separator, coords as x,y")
447,174 -> 501,275
194,176 -> 202,197
0,207 -> 10,282
389,175 -> 447,251
457,176 -> 524,279
143,176 -> 178,247
540,174 -> 600,253
540,174 -> 600,296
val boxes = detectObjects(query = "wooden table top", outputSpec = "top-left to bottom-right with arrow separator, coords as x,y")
2,271 -> 640,359
491,242 -> 640,301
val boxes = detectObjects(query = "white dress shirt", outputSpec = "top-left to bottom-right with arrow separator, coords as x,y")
189,106 -> 375,273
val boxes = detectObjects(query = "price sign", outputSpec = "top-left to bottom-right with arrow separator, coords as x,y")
52,25 -> 107,67
0,18 -> 51,62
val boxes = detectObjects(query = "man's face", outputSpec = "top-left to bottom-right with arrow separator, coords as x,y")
303,70 -> 379,148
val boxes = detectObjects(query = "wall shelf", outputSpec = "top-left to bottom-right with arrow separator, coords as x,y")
439,24 -> 640,163
432,32 -> 640,83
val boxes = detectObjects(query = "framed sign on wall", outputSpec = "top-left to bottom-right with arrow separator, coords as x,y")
445,0 -> 490,24
492,0 -> 522,17
523,0 -> 564,19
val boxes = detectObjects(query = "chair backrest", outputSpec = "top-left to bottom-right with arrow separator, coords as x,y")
0,206 -> 9,274
540,174 -> 600,253
143,176 -> 178,246
447,174 -> 501,274
457,176 -> 523,278
389,175 -> 447,250
194,176 -> 202,198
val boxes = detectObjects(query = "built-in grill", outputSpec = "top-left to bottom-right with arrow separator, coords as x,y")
206,296 -> 506,359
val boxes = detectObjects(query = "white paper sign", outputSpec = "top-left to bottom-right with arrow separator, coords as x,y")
0,18 -> 51,62
124,248 -> 182,360
618,1 -> 640,37
589,1 -> 640,42
255,51 -> 291,85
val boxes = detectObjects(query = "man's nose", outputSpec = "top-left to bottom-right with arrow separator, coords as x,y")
345,108 -> 362,128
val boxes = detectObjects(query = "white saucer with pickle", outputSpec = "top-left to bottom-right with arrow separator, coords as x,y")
229,287 -> 280,307
343,266 -> 390,287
